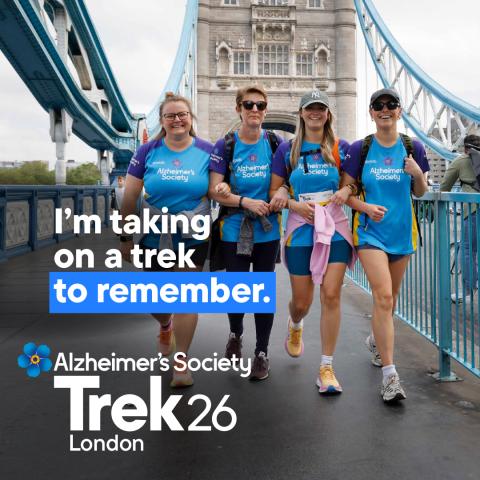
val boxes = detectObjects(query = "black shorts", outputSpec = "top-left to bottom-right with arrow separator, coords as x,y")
356,244 -> 408,263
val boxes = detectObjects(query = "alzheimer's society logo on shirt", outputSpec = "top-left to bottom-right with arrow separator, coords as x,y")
369,167 -> 402,182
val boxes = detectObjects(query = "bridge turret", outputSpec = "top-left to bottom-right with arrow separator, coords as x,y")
334,0 -> 357,142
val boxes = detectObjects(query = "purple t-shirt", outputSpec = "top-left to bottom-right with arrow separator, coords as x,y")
343,136 -> 430,254
209,130 -> 283,243
127,136 -> 213,248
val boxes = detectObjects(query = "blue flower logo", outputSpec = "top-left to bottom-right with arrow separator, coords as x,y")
17,342 -> 52,378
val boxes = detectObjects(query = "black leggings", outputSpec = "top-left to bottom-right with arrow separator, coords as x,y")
221,240 -> 279,355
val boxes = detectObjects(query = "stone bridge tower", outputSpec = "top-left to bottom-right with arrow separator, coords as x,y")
196,0 -> 356,142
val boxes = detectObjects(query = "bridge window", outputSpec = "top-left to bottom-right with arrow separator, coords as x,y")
296,53 -> 313,76
316,49 -> 328,77
258,0 -> 289,5
308,0 -> 324,7
234,52 -> 251,75
258,44 -> 289,76
218,48 -> 230,75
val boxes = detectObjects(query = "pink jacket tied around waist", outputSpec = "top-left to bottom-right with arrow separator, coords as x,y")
282,203 -> 357,285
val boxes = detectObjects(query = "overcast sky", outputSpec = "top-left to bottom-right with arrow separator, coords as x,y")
0,0 -> 478,166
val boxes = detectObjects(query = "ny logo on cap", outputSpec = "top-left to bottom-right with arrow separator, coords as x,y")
311,91 -> 321,99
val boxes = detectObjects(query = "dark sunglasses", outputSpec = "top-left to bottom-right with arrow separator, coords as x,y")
371,100 -> 400,111
241,100 -> 268,111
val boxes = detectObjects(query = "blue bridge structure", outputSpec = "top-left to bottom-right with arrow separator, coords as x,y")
0,3 -> 479,479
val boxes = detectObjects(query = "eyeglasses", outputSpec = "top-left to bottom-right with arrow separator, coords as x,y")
370,100 -> 400,111
240,100 -> 268,111
162,111 -> 190,121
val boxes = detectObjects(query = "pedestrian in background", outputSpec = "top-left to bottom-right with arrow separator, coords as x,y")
440,134 -> 480,303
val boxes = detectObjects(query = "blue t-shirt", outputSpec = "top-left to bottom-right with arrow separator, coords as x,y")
343,136 -> 430,254
272,139 -> 350,247
209,130 -> 282,243
127,137 -> 213,248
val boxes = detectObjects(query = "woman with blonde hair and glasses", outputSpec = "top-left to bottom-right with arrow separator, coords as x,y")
119,92 -> 213,388
269,90 -> 356,394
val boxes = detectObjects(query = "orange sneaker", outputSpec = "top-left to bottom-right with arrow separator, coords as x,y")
316,365 -> 342,394
170,359 -> 194,388
284,317 -> 304,357
157,321 -> 175,356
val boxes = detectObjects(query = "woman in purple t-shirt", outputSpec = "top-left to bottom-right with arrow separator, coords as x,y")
341,88 -> 429,403
120,92 -> 213,389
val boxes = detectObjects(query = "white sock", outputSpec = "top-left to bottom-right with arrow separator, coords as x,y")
161,318 -> 172,330
290,316 -> 303,330
321,355 -> 333,366
382,364 -> 397,380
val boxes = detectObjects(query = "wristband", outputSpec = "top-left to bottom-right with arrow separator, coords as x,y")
346,184 -> 357,195
239,196 -> 244,208
280,184 -> 289,191
120,235 -> 133,242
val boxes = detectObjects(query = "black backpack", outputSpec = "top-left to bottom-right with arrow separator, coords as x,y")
209,130 -> 281,271
354,133 -> 423,246
222,130 -> 281,188
357,133 -> 414,192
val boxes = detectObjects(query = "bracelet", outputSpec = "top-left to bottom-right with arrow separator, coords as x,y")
119,235 -> 133,242
239,196 -> 244,208
346,184 -> 357,195
280,184 -> 289,191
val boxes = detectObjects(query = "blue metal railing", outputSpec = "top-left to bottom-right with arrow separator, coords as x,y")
0,186 -> 111,262
347,192 -> 480,379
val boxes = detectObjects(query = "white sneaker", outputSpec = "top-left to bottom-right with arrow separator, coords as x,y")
170,368 -> 194,388
451,292 -> 463,303
365,334 -> 382,367
381,373 -> 406,402
451,289 -> 477,304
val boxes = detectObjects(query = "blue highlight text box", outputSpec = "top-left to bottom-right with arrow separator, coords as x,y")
49,272 -> 276,314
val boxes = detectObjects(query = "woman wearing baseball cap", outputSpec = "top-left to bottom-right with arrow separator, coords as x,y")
269,90 -> 356,394
341,88 -> 430,402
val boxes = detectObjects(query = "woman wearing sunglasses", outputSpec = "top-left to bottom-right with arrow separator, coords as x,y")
341,88 -> 429,402
209,85 -> 283,381
269,90 -> 355,394
120,92 -> 213,388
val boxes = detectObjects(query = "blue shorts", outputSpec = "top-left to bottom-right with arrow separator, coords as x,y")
285,239 -> 352,276
356,244 -> 408,263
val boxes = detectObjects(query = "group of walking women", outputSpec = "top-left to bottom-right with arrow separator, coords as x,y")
119,85 -> 429,403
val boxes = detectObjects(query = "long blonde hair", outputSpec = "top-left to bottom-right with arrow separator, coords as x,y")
155,92 -> 197,140
289,109 -> 336,169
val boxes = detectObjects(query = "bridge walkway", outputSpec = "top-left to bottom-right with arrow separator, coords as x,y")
0,231 -> 479,480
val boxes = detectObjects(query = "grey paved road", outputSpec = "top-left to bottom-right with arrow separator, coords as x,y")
0,232 -> 479,480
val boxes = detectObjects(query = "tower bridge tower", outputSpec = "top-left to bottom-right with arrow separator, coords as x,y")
196,0 -> 356,141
